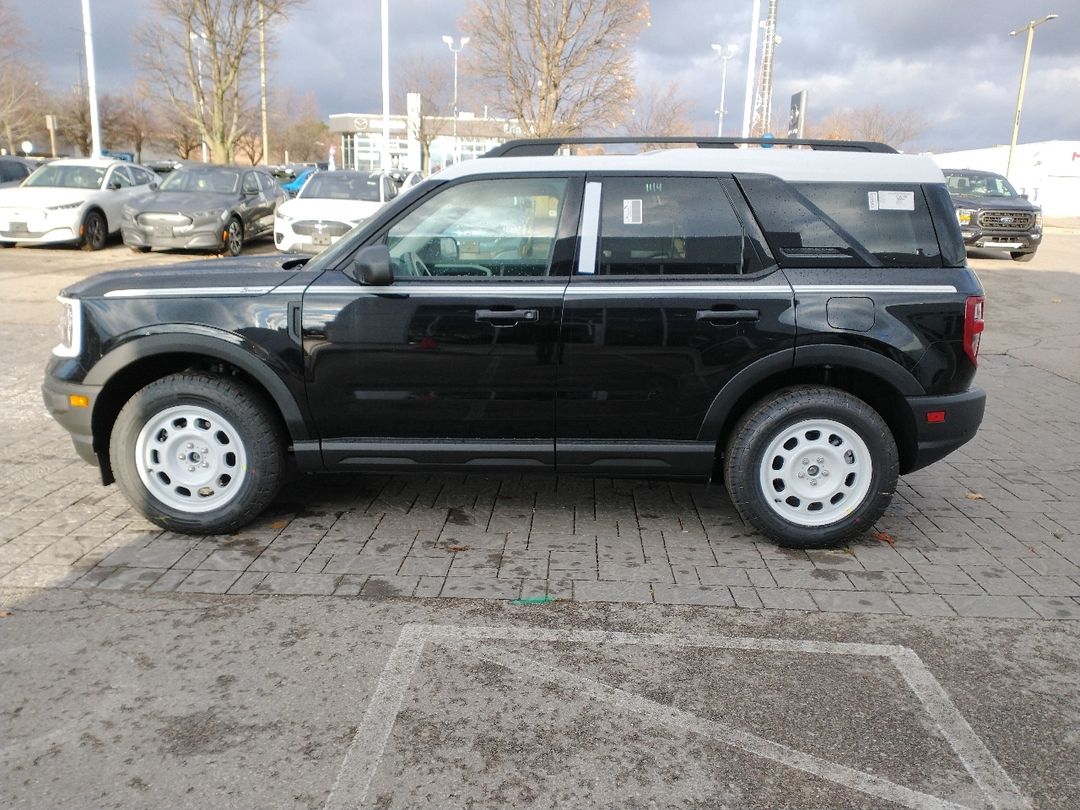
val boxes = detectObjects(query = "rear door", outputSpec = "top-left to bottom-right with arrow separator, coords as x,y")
556,174 -> 796,477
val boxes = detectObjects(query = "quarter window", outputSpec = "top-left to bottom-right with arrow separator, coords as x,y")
385,177 -> 567,278
596,177 -> 748,276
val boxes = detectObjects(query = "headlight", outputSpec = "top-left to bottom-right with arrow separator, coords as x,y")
121,204 -> 138,220
190,209 -> 229,221
349,217 -> 367,226
47,201 -> 82,211
1034,210 -> 1042,228
276,211 -> 293,222
956,208 -> 975,226
53,296 -> 82,358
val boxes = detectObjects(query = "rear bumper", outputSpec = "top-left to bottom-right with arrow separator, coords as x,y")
904,387 -> 985,473
42,373 -> 101,467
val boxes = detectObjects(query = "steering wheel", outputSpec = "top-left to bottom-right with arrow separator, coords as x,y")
403,252 -> 431,277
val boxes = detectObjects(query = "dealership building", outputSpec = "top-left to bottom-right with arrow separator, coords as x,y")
329,93 -> 519,174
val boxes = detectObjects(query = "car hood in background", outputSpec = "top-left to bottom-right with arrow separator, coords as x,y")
949,193 -> 1039,211
129,190 -> 240,214
278,198 -> 383,223
0,186 -> 97,209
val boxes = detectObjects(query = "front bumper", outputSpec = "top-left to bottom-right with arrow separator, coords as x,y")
42,372 -> 102,468
960,227 -> 1041,254
904,387 -> 985,473
122,222 -> 228,251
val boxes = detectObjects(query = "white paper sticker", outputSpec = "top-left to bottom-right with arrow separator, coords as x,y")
867,191 -> 879,211
877,190 -> 915,211
623,199 -> 643,225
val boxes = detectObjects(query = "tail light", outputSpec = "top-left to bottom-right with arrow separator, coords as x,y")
964,295 -> 985,366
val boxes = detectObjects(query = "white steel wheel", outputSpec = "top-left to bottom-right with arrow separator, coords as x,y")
757,418 -> 873,527
134,404 -> 248,513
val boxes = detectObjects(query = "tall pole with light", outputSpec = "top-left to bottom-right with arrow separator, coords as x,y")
1006,13 -> 1057,179
442,35 -> 469,164
80,0 -> 102,157
741,0 -> 761,139
189,31 -> 209,162
711,43 -> 737,137
380,0 -> 391,171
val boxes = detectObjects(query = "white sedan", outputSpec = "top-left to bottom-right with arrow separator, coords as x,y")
274,170 -> 397,254
0,158 -> 158,250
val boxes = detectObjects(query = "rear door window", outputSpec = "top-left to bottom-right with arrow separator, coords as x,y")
739,177 -> 943,268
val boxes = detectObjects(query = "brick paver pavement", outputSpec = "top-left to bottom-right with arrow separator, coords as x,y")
3,290 -> 1078,619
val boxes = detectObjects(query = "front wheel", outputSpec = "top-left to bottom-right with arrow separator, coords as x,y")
81,210 -> 108,251
110,373 -> 285,534
1011,251 -> 1036,262
223,217 -> 244,256
723,386 -> 898,548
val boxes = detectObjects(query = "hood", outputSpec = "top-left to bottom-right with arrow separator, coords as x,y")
949,193 -> 1039,211
129,190 -> 240,214
278,197 -> 383,223
0,185 -> 95,209
61,255 -> 308,299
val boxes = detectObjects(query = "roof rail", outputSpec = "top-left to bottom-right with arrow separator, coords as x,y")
483,136 -> 897,158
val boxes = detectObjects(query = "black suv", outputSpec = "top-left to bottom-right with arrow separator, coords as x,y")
43,137 -> 986,548
942,168 -> 1042,262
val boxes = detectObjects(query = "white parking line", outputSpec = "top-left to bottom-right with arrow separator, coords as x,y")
324,624 -> 1031,810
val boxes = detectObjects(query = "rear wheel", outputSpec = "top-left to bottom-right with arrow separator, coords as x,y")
724,386 -> 898,548
80,210 -> 107,251
1010,251 -> 1036,262
110,373 -> 285,534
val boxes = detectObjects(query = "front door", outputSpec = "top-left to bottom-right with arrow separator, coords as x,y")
556,174 -> 796,477
303,174 -> 581,471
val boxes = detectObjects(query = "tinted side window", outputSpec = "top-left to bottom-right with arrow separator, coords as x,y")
597,177 -> 746,276
256,172 -> 275,193
242,173 -> 260,193
385,177 -> 568,278
109,166 -> 134,188
1,161 -> 29,182
739,177 -> 942,268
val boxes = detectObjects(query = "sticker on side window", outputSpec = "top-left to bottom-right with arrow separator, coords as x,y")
868,190 -> 915,211
623,199 -> 643,225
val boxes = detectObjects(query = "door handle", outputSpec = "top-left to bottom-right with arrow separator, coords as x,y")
475,308 -> 539,326
696,308 -> 760,322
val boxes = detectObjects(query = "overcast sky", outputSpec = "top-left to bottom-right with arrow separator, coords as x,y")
25,0 -> 1080,153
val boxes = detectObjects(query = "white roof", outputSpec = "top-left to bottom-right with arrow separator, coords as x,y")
435,148 -> 945,184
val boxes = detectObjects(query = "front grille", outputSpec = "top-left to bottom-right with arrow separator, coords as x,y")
977,210 -> 1034,230
293,220 -> 350,237
137,212 -> 193,227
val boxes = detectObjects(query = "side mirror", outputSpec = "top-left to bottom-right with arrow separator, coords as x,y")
108,179 -> 122,190
1020,193 -> 1029,200
346,244 -> 393,286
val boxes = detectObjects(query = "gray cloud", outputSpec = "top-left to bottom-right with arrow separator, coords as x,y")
28,0 -> 1080,153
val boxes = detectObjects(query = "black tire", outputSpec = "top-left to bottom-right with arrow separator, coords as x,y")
0,240 -> 14,248
223,217 -> 244,256
80,210 -> 108,251
723,386 -> 898,548
110,373 -> 286,534
1010,251 -> 1036,262
130,245 -> 151,254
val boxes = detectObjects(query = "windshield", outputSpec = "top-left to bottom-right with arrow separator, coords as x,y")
945,172 -> 1019,197
300,173 -> 382,201
24,164 -> 106,190
160,168 -> 240,194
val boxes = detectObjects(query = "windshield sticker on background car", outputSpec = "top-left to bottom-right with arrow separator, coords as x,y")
868,190 -> 915,211
623,198 -> 643,224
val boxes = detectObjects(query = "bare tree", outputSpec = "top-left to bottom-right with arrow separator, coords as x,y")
0,1 -> 42,154
137,0 -> 304,163
398,56 -> 453,174
55,84 -> 95,157
272,89 -> 329,164
106,84 -> 159,162
807,104 -> 927,150
624,80 -> 694,137
461,0 -> 649,137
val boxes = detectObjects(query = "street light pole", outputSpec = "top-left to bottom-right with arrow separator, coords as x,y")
442,35 -> 469,164
1006,13 -> 1057,178
189,31 -> 209,162
80,0 -> 102,157
711,44 -> 737,137
380,0 -> 391,172
741,0 -> 761,139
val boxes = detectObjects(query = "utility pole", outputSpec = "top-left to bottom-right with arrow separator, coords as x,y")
740,0 -> 761,139
259,0 -> 269,165
1006,13 -> 1057,178
80,0 -> 102,157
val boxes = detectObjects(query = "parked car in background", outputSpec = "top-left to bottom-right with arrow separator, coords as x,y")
280,166 -> 316,197
0,158 -> 158,250
0,156 -> 37,188
274,170 -> 397,253
121,165 -> 285,256
942,168 -> 1043,262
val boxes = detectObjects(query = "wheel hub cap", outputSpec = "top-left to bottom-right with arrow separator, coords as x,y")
757,418 -> 873,527
134,405 -> 248,513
